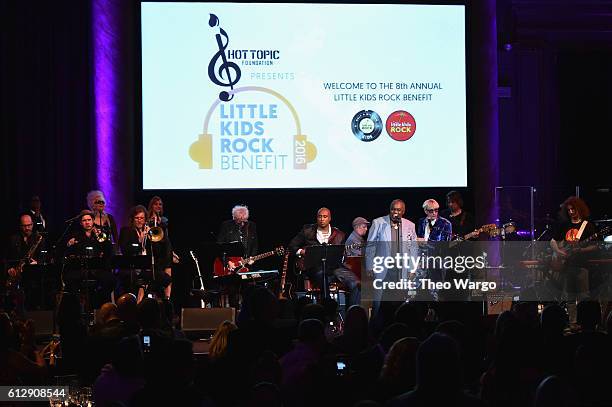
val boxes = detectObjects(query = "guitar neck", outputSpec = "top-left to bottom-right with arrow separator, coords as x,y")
463,230 -> 478,240
250,250 -> 276,262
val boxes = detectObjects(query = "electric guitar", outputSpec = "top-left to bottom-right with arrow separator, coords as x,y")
550,226 -> 610,272
449,223 -> 497,247
213,246 -> 285,277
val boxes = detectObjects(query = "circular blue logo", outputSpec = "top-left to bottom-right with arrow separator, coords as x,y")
351,110 -> 382,142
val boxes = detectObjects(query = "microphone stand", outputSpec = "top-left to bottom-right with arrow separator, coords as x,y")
54,216 -> 79,265
522,224 -> 550,258
391,216 -> 402,296
321,243 -> 329,302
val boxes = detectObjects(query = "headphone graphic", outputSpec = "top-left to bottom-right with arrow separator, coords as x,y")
189,86 -> 317,170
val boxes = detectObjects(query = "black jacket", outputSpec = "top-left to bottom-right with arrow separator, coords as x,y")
217,220 -> 258,257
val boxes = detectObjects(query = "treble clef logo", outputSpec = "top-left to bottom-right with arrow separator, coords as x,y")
208,14 -> 241,102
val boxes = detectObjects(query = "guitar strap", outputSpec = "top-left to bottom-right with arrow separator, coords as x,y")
459,211 -> 466,227
576,220 -> 588,240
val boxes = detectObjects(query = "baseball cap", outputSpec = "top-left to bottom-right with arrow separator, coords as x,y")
352,217 -> 370,228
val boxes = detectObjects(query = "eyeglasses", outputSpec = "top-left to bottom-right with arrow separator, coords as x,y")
20,224 -> 33,227
426,208 -> 439,213
134,216 -> 146,220
94,200 -> 105,205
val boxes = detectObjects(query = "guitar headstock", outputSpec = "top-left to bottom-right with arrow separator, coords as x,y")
594,226 -> 612,241
487,223 -> 517,237
480,224 -> 497,232
503,222 -> 517,234
275,246 -> 286,256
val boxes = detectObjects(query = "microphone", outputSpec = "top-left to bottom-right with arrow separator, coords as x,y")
391,214 -> 401,224
65,214 -> 80,223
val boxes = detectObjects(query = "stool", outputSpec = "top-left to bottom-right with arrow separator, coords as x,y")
301,275 -> 346,310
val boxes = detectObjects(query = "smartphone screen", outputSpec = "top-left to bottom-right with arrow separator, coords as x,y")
143,335 -> 151,352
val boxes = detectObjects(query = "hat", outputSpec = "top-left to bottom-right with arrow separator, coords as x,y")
352,217 -> 370,228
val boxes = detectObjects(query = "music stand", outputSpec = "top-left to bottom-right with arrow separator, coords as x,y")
303,244 -> 344,300
20,263 -> 57,310
62,255 -> 107,316
112,255 -> 151,294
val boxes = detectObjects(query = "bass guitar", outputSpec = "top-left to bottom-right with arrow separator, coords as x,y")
550,226 -> 610,272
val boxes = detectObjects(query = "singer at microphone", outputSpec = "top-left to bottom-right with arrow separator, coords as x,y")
216,205 -> 259,309
365,199 -> 418,334
217,204 -> 259,258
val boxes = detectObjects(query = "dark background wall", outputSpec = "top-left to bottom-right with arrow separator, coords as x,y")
1,0 -> 611,264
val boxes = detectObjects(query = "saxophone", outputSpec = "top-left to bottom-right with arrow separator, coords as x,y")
7,233 -> 43,289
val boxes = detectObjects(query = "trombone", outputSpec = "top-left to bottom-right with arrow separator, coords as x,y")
93,225 -> 109,243
146,216 -> 164,243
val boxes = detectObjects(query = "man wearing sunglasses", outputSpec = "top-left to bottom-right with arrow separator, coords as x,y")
415,199 -> 453,302
417,199 -> 452,242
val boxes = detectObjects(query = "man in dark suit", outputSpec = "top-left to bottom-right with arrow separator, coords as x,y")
216,205 -> 259,307
7,213 -> 47,271
289,208 -> 358,304
217,204 -> 258,260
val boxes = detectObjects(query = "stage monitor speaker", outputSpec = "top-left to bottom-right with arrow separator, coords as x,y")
487,298 -> 513,315
24,310 -> 54,337
181,307 -> 235,333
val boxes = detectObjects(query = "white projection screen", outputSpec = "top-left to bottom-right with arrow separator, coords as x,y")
141,2 -> 467,189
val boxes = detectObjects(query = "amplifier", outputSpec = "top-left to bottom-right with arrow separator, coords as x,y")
180,307 -> 235,333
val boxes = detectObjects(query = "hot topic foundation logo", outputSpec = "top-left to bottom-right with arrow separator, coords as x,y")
189,14 -> 316,170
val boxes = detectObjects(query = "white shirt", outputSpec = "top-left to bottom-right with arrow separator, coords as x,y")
317,226 -> 331,244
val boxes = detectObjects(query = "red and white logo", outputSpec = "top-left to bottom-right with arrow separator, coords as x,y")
385,110 -> 416,142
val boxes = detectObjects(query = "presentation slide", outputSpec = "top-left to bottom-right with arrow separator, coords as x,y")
141,2 -> 467,189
